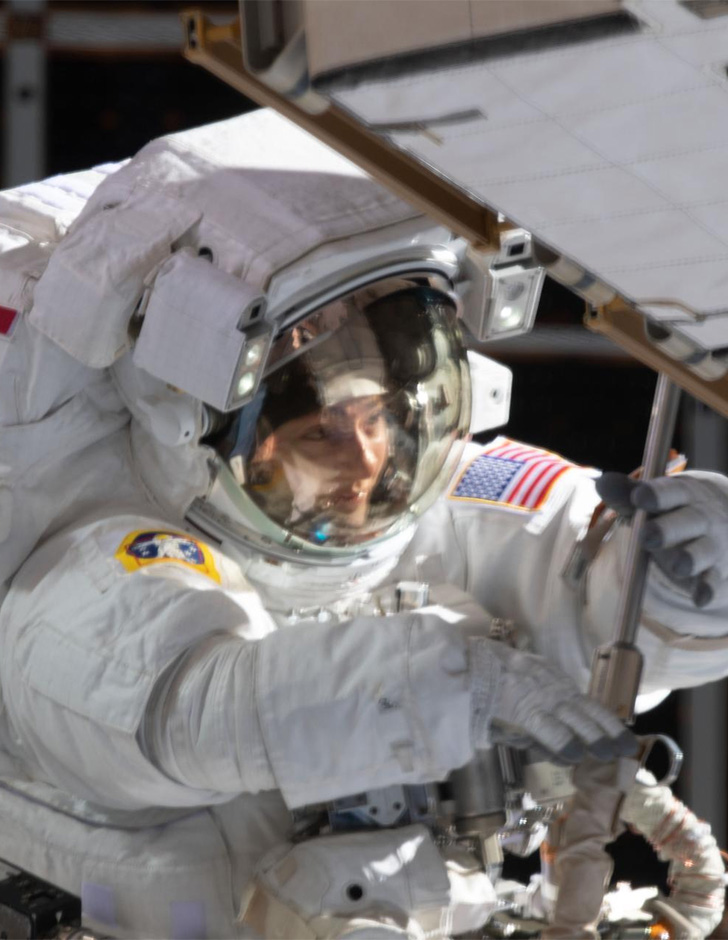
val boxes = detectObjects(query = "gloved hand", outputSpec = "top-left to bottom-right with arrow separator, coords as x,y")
596,471 -> 728,607
469,638 -> 637,764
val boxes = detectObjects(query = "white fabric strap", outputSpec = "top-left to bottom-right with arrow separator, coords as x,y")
641,613 -> 728,651
467,637 -> 503,748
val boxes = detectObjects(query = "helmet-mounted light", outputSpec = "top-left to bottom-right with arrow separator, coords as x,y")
460,228 -> 546,342
133,251 -> 273,412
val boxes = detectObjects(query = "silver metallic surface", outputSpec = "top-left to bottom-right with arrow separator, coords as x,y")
615,373 -> 682,648
589,374 -> 681,720
450,750 -> 506,835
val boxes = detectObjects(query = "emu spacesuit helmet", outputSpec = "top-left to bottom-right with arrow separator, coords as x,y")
202,267 -> 472,561
25,111 -> 500,567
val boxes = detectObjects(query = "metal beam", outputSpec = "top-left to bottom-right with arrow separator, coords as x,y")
587,302 -> 728,421
181,10 -> 502,251
3,0 -> 46,188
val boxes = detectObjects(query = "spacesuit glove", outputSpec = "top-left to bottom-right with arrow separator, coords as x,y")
469,638 -> 637,764
596,471 -> 728,607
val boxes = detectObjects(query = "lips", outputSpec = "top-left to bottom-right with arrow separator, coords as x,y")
326,489 -> 367,510
330,490 -> 365,505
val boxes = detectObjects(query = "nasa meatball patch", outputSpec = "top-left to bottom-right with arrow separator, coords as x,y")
449,438 -> 575,512
115,530 -> 221,582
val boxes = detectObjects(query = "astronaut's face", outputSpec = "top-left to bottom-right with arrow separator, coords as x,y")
251,395 -> 390,530
212,275 -> 472,553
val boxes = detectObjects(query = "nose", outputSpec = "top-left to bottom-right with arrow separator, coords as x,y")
340,424 -> 381,478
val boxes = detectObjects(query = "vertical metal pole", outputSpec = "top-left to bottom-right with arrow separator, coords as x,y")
678,398 -> 728,848
613,373 -> 682,647
3,0 -> 47,188
589,373 -> 681,720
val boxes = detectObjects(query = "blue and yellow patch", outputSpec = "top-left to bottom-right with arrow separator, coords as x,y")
115,530 -> 221,583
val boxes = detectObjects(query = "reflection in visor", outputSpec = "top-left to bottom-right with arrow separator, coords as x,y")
212,276 -> 471,551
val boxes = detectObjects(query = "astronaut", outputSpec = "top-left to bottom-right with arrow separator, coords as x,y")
1,110 -> 728,939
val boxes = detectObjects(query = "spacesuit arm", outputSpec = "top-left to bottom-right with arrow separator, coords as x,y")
3,558 -> 470,809
1,515 -> 627,813
141,612 -> 473,808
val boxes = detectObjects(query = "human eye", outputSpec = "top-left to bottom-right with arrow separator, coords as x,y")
301,425 -> 329,442
365,408 -> 387,429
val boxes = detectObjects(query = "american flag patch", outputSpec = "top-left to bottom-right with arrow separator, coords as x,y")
450,438 -> 575,512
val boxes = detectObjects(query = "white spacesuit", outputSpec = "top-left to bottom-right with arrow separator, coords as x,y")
1,110 -> 728,940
